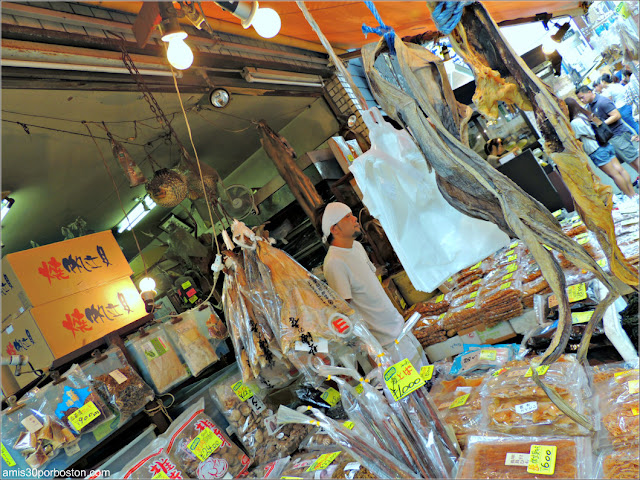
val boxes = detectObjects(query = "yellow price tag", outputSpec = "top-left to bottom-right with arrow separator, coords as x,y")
504,249 -> 515,256
527,445 -> 556,475
567,283 -> 587,303
438,313 -> 446,320
447,277 -> 453,282
435,294 -> 444,303
472,279 -> 481,286
507,254 -> 517,262
480,349 -> 497,361
493,367 -> 509,377
577,237 -> 589,245
152,473 -> 170,479
464,301 -> 476,309
449,394 -> 470,409
470,261 -> 482,271
632,407 -> 639,416
355,384 -> 364,395
383,358 -> 425,401
343,421 -> 355,430
542,244 -> 552,251
552,210 -> 562,218
502,273 -> 513,281
629,379 -> 639,395
506,264 -> 518,273
187,427 -> 223,461
597,259 -> 607,268
1,443 -> 16,467
68,401 -> 101,432
231,381 -> 254,401
510,241 -> 519,248
420,365 -> 434,381
321,387 -> 341,407
499,282 -> 511,290
571,311 -> 593,324
525,366 -> 550,378
614,369 -> 639,378
307,451 -> 341,472
470,291 -> 478,299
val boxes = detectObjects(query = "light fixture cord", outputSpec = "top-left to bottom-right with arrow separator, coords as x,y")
83,121 -> 149,277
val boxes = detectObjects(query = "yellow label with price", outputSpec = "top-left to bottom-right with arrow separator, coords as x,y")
187,427 -> 223,461
527,445 -> 556,475
231,381 -> 254,401
524,366 -> 550,378
506,264 -> 518,273
383,358 -> 425,401
1,443 -> 16,467
307,452 -> 341,472
68,401 -> 101,432
321,388 -> 341,407
470,261 -> 482,271
499,282 -> 512,290
480,349 -> 497,361
449,394 -> 470,409
420,365 -> 434,381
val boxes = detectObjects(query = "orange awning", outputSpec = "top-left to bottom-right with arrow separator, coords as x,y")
89,1 -> 585,51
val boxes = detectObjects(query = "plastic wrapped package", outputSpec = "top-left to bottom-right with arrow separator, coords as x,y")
597,368 -> 639,448
448,283 -> 483,308
125,324 -> 190,394
596,447 -> 639,479
476,279 -> 524,326
591,360 -> 639,387
81,346 -> 154,427
246,456 -> 291,479
277,406 -> 418,479
413,313 -> 447,348
442,301 -> 484,336
412,292 -> 450,316
480,361 -> 591,436
482,264 -> 523,290
163,398 -> 251,478
184,302 -> 228,342
449,344 -> 516,376
1,395 -> 78,470
522,276 -> 551,309
520,261 -> 542,283
208,364 -> 311,465
117,437 -> 187,479
456,435 -> 591,479
44,364 -> 115,436
164,315 -> 219,376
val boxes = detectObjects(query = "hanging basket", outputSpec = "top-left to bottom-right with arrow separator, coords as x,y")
145,168 -> 188,208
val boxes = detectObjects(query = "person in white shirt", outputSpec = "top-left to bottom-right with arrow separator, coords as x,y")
320,202 -> 423,365
602,73 -> 639,134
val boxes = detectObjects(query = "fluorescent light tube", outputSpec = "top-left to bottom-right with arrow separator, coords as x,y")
242,67 -> 323,87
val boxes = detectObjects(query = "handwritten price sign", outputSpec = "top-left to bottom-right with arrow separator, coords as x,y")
231,381 -> 254,401
306,452 -> 341,472
68,401 -> 101,432
527,445 -> 556,475
187,428 -> 223,461
383,358 -> 425,401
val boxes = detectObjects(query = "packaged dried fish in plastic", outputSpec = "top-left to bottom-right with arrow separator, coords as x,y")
81,346 -> 155,427
412,292 -> 450,316
277,406 -> 418,479
1,394 -> 78,470
208,363 -> 311,465
480,360 -> 592,436
46,364 -> 115,436
164,314 -> 219,376
125,324 -> 190,394
117,437 -> 187,479
412,313 -> 448,348
595,446 -> 639,479
184,302 -> 228,342
442,300 -> 484,336
276,450 -> 346,479
449,344 -> 516,376
476,278 -> 524,326
163,398 -> 251,478
456,435 -> 592,479
595,366 -> 639,448
246,456 -> 291,479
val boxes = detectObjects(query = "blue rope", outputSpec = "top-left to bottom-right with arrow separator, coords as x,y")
362,0 -> 396,55
431,1 -> 473,35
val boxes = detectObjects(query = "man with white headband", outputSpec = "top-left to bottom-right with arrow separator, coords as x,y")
321,202 -> 422,364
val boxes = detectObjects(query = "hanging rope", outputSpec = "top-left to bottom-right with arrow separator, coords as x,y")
361,1 -> 396,55
431,1 -> 473,35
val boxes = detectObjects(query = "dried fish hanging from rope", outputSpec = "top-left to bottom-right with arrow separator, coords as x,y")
106,131 -> 146,187
361,36 -> 622,430
432,1 -> 638,290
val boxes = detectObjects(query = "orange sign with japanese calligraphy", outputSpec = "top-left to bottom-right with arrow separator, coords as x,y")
30,276 -> 146,359
2,231 -> 132,315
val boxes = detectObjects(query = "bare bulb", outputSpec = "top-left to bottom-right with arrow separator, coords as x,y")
139,277 -> 156,293
542,36 -> 557,55
252,8 -> 281,39
166,37 -> 194,70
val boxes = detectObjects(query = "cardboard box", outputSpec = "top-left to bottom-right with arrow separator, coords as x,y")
391,270 -> 432,306
1,310 -> 55,394
475,321 -> 517,344
424,335 -> 463,363
2,231 -> 132,317
30,276 -> 146,359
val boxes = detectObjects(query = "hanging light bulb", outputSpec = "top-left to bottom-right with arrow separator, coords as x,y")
139,276 -> 157,313
166,36 -> 194,70
251,7 -> 281,39
160,5 -> 194,70
542,35 -> 558,55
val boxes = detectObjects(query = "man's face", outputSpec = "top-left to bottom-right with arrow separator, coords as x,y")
577,90 -> 594,104
332,213 -> 361,239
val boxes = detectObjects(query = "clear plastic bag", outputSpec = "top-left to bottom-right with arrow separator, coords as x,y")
449,344 -> 516,376
595,446 -> 639,479
480,360 -> 591,436
164,315 -> 219,376
246,456 -> 291,479
162,398 -> 251,478
184,302 -> 228,342
125,324 -> 190,394
476,278 -> 524,326
457,435 -> 591,479
208,363 -> 311,465
442,301 -> 484,336
595,365 -> 639,449
81,346 -> 155,427
349,107 -> 509,292
1,394 -> 78,470
117,437 -> 187,479
412,313 -> 447,348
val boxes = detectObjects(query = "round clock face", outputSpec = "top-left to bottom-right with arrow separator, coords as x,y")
210,89 -> 230,108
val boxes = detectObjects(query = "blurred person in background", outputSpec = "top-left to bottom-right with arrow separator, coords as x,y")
565,97 -> 636,198
601,73 -> 638,134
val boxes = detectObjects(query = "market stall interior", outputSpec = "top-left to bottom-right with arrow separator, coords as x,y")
1,1 -> 639,479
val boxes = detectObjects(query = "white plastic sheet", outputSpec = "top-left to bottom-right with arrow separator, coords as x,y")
349,108 -> 509,292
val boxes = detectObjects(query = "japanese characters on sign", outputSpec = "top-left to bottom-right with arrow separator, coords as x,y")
61,292 -> 133,338
37,246 -> 111,285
